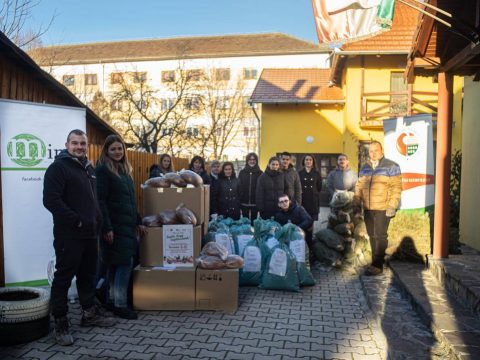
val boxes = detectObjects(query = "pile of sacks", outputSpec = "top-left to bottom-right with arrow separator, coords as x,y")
312,190 -> 372,269
204,216 -> 316,292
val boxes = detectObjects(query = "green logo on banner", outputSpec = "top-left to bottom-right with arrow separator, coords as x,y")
7,134 -> 46,167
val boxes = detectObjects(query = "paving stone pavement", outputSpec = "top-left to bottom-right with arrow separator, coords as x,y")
360,267 -> 452,360
0,265 -> 389,360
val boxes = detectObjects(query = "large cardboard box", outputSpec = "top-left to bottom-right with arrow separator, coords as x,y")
143,186 -> 205,223
139,225 -> 202,267
133,266 -> 196,310
196,268 -> 239,312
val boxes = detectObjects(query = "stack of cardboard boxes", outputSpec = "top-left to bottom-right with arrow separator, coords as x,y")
133,185 -> 239,312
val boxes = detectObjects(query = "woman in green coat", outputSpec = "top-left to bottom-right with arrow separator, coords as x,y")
96,135 -> 146,319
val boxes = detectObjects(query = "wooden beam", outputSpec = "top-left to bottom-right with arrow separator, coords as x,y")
441,41 -> 480,72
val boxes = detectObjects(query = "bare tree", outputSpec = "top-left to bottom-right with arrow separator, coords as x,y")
89,91 -> 111,123
195,70 -> 253,160
108,66 -> 199,153
0,0 -> 53,49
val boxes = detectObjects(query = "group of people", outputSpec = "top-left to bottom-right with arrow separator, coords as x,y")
43,129 -> 401,347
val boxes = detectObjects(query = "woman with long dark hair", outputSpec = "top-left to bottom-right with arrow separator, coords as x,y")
96,135 -> 146,320
238,152 -> 262,221
211,162 -> 241,220
149,153 -> 174,178
189,155 -> 211,185
256,156 -> 286,219
298,154 -> 322,250
298,154 -> 322,221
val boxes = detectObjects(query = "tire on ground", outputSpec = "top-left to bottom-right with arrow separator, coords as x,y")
0,287 -> 50,323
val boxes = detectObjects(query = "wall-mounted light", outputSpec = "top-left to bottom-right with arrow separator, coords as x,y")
306,136 -> 314,144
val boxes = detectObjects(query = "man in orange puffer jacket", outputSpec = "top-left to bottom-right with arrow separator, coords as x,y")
354,140 -> 402,276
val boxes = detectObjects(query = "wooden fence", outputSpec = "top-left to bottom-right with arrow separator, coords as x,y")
88,144 -> 189,214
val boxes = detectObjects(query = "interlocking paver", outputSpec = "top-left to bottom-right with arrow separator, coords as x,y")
1,266 -> 393,360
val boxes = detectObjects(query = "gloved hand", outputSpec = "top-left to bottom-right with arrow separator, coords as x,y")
386,208 -> 396,218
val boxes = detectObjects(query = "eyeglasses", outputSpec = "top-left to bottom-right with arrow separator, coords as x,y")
278,199 -> 289,204
248,158 -> 256,161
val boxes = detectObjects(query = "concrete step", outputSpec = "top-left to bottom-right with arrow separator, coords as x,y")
427,245 -> 480,320
360,268 -> 450,359
390,261 -> 480,360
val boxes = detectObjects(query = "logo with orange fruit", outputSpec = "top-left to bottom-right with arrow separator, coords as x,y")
396,130 -> 419,157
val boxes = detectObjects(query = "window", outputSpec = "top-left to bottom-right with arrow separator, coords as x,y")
162,128 -> 173,136
84,74 -> 97,86
133,72 -> 147,83
135,99 -> 147,110
215,68 -> 230,81
62,75 -> 75,86
162,98 -> 175,110
110,99 -> 123,111
186,69 -> 204,81
185,96 -> 200,110
243,68 -> 258,80
390,72 -> 408,114
162,71 -> 175,82
186,127 -> 199,137
216,97 -> 230,109
110,72 -> 124,84
244,126 -> 256,138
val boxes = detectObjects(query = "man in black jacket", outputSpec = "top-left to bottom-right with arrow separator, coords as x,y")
43,129 -> 114,346
274,194 -> 313,231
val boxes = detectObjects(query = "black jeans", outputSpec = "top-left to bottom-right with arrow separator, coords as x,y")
51,237 -> 97,318
364,210 -> 391,268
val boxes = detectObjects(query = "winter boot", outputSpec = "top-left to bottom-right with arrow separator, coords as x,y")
53,316 -> 74,346
80,305 -> 116,327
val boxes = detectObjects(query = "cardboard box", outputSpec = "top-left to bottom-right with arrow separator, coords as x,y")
133,266 -> 196,310
196,268 -> 239,312
139,225 -> 202,267
143,186 -> 206,223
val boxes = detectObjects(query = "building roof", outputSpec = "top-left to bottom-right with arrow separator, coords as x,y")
0,31 -> 116,136
342,1 -> 420,53
31,33 -> 328,65
250,68 -> 344,104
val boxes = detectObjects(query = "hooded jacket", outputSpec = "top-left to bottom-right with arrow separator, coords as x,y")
274,202 -> 313,231
211,172 -> 241,220
326,166 -> 358,199
282,165 -> 302,205
238,153 -> 263,206
256,167 -> 286,219
43,149 -> 102,240
96,164 -> 141,265
354,157 -> 402,211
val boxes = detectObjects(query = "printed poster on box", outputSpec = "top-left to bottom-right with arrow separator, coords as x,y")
163,225 -> 194,267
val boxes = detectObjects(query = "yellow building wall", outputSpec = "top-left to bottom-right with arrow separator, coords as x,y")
259,104 -> 344,169
259,54 -> 463,175
459,77 -> 480,250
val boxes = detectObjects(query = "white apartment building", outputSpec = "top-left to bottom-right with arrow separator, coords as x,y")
32,33 -> 329,161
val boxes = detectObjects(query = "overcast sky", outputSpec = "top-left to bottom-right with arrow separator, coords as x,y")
30,0 -> 320,46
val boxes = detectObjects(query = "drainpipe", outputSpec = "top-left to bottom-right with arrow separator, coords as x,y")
433,72 -> 453,259
249,101 -> 261,158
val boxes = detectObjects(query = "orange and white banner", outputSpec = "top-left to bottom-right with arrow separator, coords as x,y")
312,0 -> 395,46
383,114 -> 434,210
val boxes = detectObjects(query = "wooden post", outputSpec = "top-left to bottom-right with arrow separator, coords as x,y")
433,72 -> 453,258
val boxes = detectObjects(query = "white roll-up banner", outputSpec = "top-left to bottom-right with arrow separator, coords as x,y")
383,114 -> 434,211
0,99 -> 86,285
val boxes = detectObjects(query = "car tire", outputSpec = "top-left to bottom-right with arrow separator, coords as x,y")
0,287 -> 50,323
0,316 -> 50,346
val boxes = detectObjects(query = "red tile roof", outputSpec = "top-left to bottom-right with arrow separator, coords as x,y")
31,33 -> 327,65
250,69 -> 344,104
342,1 -> 420,52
